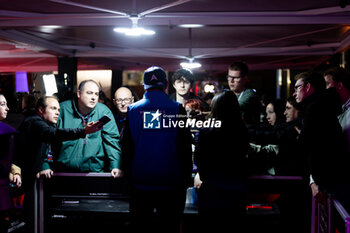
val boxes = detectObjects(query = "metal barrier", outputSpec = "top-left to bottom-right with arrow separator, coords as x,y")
36,172 -> 130,233
34,174 -> 307,233
312,194 -> 350,233
37,174 -> 350,233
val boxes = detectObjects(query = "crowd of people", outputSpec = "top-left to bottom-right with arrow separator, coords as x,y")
0,61 -> 350,233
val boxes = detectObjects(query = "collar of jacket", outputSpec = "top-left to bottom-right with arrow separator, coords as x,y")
343,98 -> 350,112
115,113 -> 126,123
71,96 -> 96,119
144,89 -> 167,99
299,93 -> 318,111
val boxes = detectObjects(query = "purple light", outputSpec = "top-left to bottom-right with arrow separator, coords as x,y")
15,71 -> 29,93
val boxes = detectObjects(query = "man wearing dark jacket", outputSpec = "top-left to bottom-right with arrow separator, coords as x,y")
293,72 -> 347,202
122,66 -> 192,233
15,96 -> 101,233
324,67 -> 350,154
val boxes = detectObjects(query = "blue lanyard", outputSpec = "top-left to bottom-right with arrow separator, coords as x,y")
77,112 -> 91,126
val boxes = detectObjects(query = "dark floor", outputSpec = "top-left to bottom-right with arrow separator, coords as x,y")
5,200 -> 304,233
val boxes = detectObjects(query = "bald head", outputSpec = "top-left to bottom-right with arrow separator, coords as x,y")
113,87 -> 134,115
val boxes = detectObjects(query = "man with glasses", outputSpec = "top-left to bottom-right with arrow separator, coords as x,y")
227,61 -> 260,125
113,86 -> 135,137
293,72 -> 347,207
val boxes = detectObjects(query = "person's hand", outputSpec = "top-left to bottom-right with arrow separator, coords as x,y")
315,191 -> 327,206
194,173 -> 202,189
36,169 -> 54,179
310,182 -> 319,197
111,168 -> 123,178
12,174 -> 22,188
294,126 -> 301,135
294,126 -> 301,139
85,121 -> 104,135
311,183 -> 327,205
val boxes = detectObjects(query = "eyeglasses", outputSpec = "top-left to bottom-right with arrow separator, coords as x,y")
294,84 -> 305,91
226,75 -> 242,80
115,98 -> 133,104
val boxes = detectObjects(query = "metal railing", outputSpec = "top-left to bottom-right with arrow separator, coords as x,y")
35,172 -> 129,233
33,173 -> 350,233
34,174 -> 306,233
312,194 -> 350,233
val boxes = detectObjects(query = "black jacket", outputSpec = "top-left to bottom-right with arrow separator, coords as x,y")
247,120 -> 305,176
14,115 -> 85,188
275,120 -> 305,176
238,88 -> 261,126
298,92 -> 347,191
194,125 -> 249,188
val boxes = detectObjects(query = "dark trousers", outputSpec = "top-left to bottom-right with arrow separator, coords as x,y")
23,179 -> 36,233
197,183 -> 246,233
129,186 -> 186,233
279,187 -> 311,233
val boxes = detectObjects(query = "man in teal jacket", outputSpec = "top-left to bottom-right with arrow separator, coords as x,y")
44,80 -> 123,177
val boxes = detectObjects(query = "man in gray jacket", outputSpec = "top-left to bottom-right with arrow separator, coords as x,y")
227,61 -> 261,125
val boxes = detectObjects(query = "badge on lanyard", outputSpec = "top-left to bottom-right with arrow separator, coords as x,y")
47,145 -> 54,163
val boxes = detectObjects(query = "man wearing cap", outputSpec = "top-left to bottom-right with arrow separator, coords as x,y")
121,66 -> 192,233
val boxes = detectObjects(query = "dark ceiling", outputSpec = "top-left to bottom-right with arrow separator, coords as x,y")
0,0 -> 350,73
